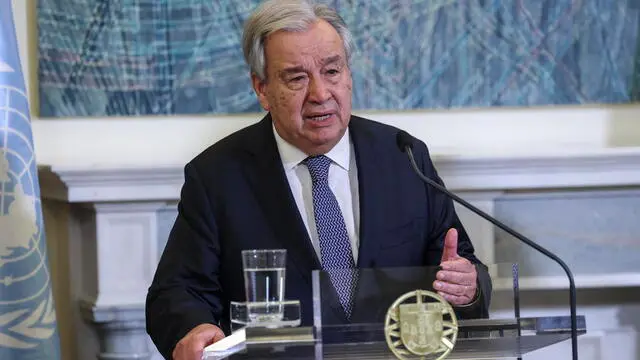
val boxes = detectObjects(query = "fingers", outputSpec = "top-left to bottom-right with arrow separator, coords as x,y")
436,268 -> 475,286
437,291 -> 475,306
434,279 -> 477,305
173,324 -> 225,360
434,257 -> 478,306
440,258 -> 476,273
440,228 -> 459,263
433,280 -> 475,296
211,328 -> 225,344
196,325 -> 225,346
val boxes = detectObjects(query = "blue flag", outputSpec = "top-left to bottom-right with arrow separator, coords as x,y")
0,1 -> 61,359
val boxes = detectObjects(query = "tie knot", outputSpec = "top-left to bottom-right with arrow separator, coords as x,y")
304,155 -> 332,183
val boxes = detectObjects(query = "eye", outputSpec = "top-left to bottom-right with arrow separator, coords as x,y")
326,69 -> 340,76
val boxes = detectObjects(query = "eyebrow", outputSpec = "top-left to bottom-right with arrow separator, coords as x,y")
279,55 -> 344,76
280,66 -> 306,76
320,55 -> 342,66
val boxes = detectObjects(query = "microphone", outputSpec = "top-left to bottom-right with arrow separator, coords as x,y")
396,130 -> 579,360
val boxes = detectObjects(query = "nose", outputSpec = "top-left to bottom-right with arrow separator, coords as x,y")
307,76 -> 331,104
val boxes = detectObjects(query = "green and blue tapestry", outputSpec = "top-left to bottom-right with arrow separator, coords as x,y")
37,0 -> 640,117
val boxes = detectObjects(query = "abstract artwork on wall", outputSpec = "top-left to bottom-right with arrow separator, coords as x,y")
37,0 -> 640,117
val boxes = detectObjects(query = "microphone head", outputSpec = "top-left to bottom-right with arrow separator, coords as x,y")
396,130 -> 414,153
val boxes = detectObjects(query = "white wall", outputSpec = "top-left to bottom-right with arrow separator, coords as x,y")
11,0 -> 640,170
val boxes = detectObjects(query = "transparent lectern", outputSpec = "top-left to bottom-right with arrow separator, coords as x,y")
203,263 -> 585,359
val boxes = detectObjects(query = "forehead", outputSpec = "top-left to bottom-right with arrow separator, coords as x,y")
263,20 -> 346,70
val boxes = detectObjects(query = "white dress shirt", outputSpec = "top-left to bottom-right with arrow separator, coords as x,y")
273,126 -> 361,264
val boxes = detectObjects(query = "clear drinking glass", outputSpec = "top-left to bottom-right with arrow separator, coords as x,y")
241,249 -> 287,323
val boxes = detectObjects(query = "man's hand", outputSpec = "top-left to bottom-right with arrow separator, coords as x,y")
433,228 -> 478,306
172,323 -> 225,360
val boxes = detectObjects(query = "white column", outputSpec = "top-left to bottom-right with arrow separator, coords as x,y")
91,202 -> 162,307
78,201 -> 165,360
39,166 -> 184,360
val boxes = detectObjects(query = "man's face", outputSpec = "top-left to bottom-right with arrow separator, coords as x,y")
252,20 -> 353,156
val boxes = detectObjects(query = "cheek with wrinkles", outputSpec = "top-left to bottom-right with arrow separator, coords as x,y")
271,89 -> 294,107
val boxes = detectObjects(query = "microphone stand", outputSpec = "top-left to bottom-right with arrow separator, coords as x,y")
403,145 -> 578,360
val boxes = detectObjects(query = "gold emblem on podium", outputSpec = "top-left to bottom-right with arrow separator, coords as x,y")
384,290 -> 458,360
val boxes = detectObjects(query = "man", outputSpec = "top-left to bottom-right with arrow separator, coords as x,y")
145,1 -> 491,359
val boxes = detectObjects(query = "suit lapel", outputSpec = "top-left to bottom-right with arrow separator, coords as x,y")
349,117 -> 389,268
243,115 -> 390,321
244,115 -> 321,282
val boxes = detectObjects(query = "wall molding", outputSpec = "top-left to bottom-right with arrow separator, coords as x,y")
39,147 -> 640,203
39,165 -> 184,203
433,148 -> 640,191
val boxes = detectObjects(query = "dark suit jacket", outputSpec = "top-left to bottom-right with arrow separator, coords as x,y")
145,114 -> 491,359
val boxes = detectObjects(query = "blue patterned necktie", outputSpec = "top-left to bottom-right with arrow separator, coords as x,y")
304,155 -> 357,319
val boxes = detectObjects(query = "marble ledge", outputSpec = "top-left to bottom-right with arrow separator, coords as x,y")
492,273 -> 640,291
79,297 -> 146,325
37,147 -> 640,203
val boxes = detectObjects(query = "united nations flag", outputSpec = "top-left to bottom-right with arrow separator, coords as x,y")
0,1 -> 61,359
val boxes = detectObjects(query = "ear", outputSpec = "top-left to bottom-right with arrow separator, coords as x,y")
251,73 -> 270,111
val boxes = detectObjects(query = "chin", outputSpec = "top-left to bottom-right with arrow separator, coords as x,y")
310,130 -> 342,143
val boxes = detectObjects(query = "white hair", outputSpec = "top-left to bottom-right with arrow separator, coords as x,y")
242,0 -> 355,81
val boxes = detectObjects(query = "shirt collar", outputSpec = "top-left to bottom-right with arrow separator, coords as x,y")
272,124 -> 351,171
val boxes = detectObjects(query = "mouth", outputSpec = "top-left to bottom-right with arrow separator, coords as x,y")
304,113 -> 334,122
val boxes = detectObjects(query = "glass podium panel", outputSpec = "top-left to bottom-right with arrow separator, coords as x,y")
203,263 -> 585,359
312,263 -> 516,345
